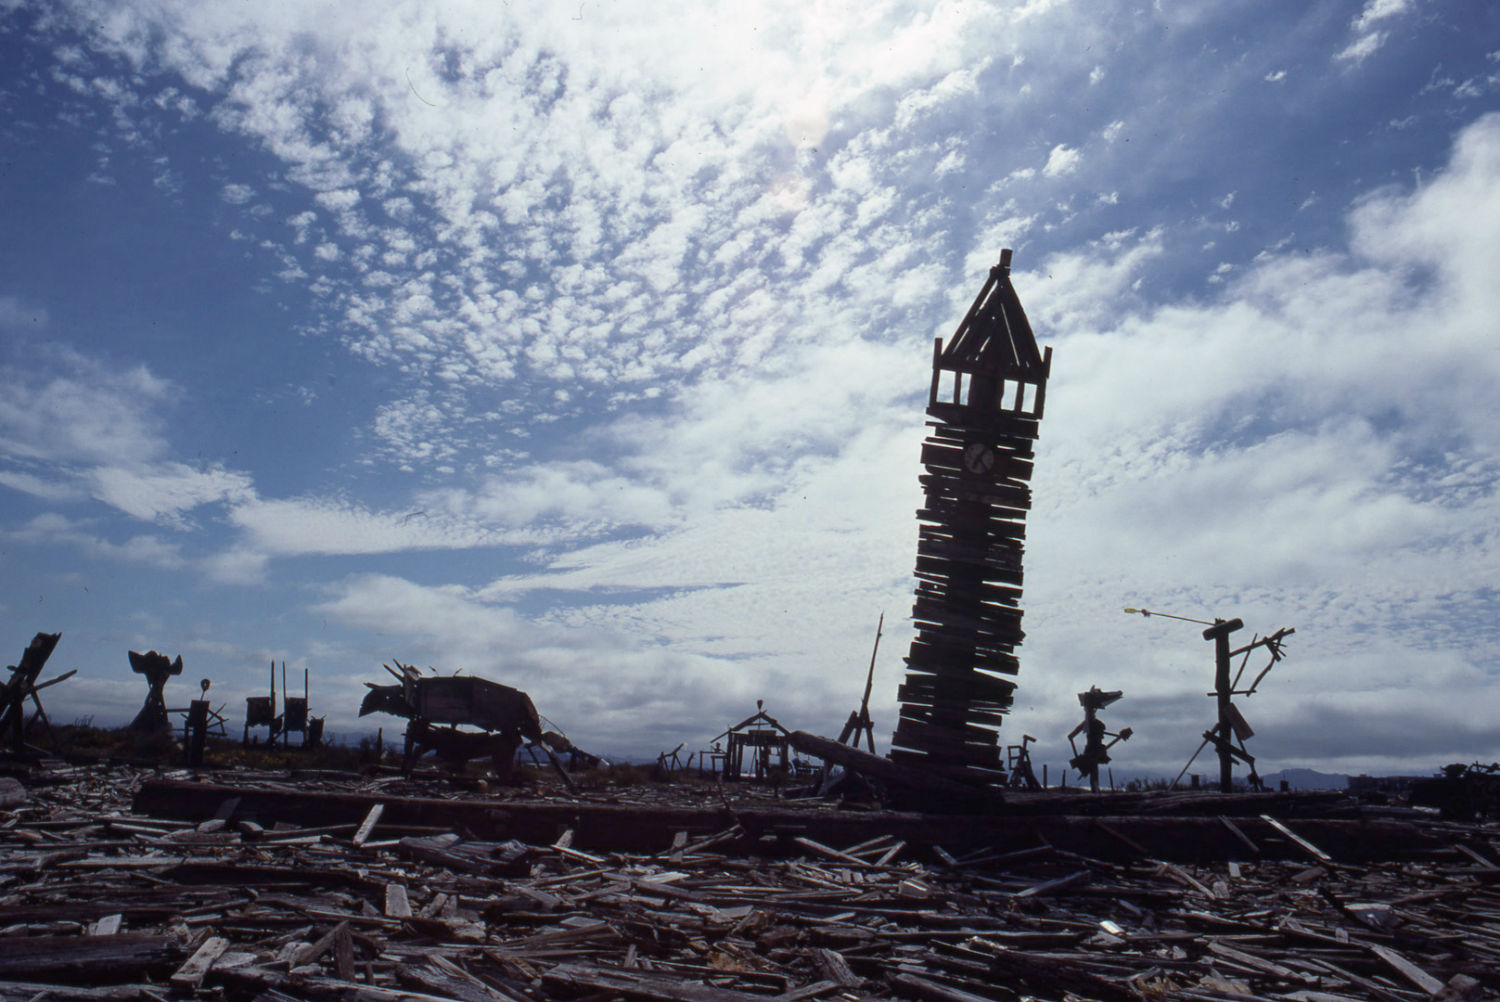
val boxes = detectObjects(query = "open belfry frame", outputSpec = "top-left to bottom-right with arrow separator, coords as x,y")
891,249 -> 1052,786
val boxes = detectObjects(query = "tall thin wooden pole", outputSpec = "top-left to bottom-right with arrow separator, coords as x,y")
1202,618 -> 1244,793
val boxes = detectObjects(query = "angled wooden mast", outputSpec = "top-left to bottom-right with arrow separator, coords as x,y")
891,249 -> 1052,786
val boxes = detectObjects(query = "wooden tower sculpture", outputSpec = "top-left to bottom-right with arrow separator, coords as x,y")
890,250 -> 1051,786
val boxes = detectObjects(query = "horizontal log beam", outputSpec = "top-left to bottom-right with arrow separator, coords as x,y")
131,779 -> 1438,862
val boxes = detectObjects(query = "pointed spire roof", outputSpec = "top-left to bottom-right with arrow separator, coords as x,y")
938,249 -> 1046,381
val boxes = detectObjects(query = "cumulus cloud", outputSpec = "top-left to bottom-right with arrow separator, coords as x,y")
1042,143 -> 1081,177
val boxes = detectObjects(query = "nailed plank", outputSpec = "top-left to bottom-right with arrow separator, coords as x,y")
1452,843 -> 1498,869
170,936 -> 228,987
792,836 -> 867,867
352,802 -> 385,847
1013,869 -> 1092,898
1368,943 -> 1444,995
292,919 -> 351,968
1260,814 -> 1332,862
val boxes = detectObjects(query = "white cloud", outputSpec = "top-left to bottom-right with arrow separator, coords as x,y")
90,462 -> 254,525
1042,143 -> 1081,177
1336,30 -> 1387,65
227,495 -> 521,556
0,350 -> 170,466
1353,0 -> 1413,32
1338,0 -> 1413,66
24,0 -> 1049,476
0,468 -> 86,503
200,545 -> 269,586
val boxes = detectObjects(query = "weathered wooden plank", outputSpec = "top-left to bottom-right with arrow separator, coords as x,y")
169,936 -> 227,988
925,401 -> 1041,436
1260,814 -> 1333,861
352,801 -> 385,847
0,982 -> 162,1001
1013,869 -> 1092,899
0,934 -> 183,984
1368,943 -> 1444,995
384,882 -> 413,918
1219,814 -> 1261,855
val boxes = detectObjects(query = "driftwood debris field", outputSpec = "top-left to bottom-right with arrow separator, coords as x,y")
1,764 -> 1497,1002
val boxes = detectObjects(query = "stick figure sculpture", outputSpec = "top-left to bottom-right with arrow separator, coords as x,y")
1067,686 -> 1132,793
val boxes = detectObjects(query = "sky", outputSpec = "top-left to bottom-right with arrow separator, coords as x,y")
1,0 -> 1498,780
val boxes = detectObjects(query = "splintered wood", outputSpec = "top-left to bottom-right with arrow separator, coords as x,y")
893,250 -> 1053,788
1,765 -> 1497,1002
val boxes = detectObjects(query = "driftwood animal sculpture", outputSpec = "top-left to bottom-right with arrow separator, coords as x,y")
360,662 -> 544,778
891,250 -> 1051,789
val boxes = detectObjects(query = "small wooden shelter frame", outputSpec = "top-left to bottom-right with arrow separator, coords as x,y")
713,702 -> 792,780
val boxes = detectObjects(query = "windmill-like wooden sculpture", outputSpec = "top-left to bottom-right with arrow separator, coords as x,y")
890,250 -> 1051,787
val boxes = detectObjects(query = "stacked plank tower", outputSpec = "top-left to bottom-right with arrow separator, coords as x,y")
891,250 -> 1051,786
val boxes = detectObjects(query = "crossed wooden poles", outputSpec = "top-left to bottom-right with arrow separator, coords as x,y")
1178,618 -> 1296,792
1,632 -> 73,756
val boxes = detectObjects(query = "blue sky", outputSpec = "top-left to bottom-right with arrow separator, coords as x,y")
2,0 -> 1498,777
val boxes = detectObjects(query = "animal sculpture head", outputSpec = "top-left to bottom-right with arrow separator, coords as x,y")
359,682 -> 415,719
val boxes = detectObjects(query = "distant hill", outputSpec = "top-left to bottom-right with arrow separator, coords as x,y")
1262,767 -> 1349,791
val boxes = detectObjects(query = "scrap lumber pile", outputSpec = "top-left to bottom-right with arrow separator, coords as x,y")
2,765 -> 1498,1002
893,250 -> 1053,788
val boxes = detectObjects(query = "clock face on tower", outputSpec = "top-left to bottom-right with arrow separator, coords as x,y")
963,442 -> 996,474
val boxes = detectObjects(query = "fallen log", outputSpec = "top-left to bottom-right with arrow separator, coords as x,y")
788,730 -> 1002,808
0,933 -> 183,985
131,779 -> 1441,861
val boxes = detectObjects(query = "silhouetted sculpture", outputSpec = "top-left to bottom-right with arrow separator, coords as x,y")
1068,687 -> 1132,793
128,650 -> 182,733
